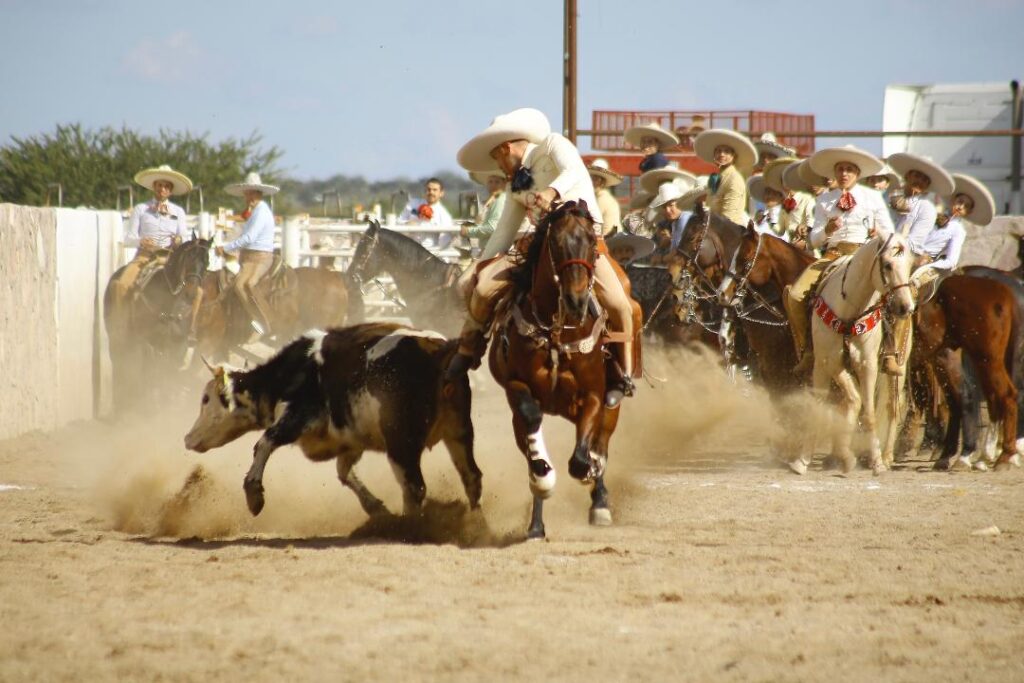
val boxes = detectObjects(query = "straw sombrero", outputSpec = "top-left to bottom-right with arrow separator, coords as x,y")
762,157 -> 799,193
754,132 -> 796,161
133,164 -> 193,196
809,145 -> 883,179
887,153 -> 955,197
747,175 -> 766,203
628,190 -> 654,211
639,162 -> 698,194
861,163 -> 902,190
949,173 -> 996,226
694,129 -> 758,172
606,232 -> 656,262
587,158 -> 623,187
795,159 -> 829,190
623,122 -> 679,150
469,169 -> 507,186
225,172 -> 280,197
457,107 -> 552,172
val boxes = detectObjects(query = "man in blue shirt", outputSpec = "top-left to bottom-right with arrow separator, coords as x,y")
218,172 -> 279,340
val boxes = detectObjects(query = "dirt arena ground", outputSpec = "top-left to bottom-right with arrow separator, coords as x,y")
1,348 -> 1022,682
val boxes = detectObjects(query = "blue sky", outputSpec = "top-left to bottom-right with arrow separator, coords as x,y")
1,0 -> 1022,180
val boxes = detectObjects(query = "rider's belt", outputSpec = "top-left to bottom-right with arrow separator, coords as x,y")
823,242 -> 860,259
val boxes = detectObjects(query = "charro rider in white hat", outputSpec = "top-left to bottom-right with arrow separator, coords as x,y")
694,128 -> 758,226
218,172 -> 279,342
116,164 -> 192,298
446,107 -> 637,405
587,158 -> 624,236
782,146 -> 895,374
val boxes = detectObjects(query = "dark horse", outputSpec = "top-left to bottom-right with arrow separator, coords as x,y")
624,263 -> 710,346
103,237 -> 211,412
488,200 -> 620,539
348,221 -> 463,336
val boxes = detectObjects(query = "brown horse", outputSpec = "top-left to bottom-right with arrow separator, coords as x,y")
488,200 -> 629,539
715,225 -> 814,392
912,274 -> 1020,470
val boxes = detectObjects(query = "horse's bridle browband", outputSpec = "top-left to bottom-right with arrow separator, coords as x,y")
350,226 -> 380,284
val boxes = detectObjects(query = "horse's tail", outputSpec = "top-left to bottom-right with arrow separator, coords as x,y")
1005,290 -> 1021,387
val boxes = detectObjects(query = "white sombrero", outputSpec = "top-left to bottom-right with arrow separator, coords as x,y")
887,153 -> 955,197
644,182 -> 687,223
457,107 -> 551,172
861,163 -> 902,190
639,162 -> 698,194
628,190 -> 655,211
809,145 -> 883,179
606,232 -> 656,261
762,157 -> 799,193
678,183 -> 708,211
225,172 -> 280,197
469,169 -> 507,185
747,174 -> 766,203
795,159 -> 829,190
694,129 -> 758,172
949,173 -> 996,226
754,132 -> 796,161
623,121 -> 679,150
587,158 -> 623,187
133,164 -> 193,196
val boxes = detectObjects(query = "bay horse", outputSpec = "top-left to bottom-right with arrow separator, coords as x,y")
488,200 -> 622,539
911,270 -> 1020,470
624,263 -> 706,346
103,237 -> 212,412
348,221 -> 463,336
792,233 -> 915,475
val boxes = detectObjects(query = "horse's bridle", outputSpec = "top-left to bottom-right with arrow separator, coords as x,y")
350,226 -> 380,285
162,239 -> 208,296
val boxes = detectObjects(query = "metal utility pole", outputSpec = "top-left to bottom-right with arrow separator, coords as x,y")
563,0 -> 577,143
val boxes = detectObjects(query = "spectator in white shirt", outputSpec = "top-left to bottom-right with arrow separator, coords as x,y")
400,177 -> 455,249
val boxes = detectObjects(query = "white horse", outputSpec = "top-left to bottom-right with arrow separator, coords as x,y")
788,232 -> 915,475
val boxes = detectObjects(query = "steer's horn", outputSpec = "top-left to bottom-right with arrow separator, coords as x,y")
201,355 -> 217,376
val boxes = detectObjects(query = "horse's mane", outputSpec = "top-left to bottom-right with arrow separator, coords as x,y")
508,200 -> 593,294
376,227 -> 453,281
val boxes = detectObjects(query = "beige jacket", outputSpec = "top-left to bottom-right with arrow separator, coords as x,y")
709,164 -> 748,225
595,188 -> 621,236
778,191 -> 815,240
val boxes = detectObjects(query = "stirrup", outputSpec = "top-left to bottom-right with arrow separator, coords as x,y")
882,355 -> 905,376
605,376 -> 635,408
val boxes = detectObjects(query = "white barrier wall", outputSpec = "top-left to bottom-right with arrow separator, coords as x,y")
0,204 -> 121,440
960,216 -> 1024,271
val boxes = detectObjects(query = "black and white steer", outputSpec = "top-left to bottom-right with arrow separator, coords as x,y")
184,322 -> 482,516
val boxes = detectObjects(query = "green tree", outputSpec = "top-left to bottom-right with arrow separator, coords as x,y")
0,123 -> 282,211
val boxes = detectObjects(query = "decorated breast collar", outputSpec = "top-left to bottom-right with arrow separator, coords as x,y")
811,295 -> 882,337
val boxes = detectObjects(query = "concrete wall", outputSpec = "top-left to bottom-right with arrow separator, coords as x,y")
960,216 -> 1024,272
0,204 -> 121,440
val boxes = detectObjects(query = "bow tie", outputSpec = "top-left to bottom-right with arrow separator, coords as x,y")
510,166 -> 534,193
837,191 -> 857,212
156,201 -> 169,215
708,173 -> 722,194
782,196 -> 797,212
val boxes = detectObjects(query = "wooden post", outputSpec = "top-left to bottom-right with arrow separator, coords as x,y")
563,0 -> 577,143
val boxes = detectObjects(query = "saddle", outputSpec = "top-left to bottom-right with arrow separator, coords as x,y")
130,251 -> 171,297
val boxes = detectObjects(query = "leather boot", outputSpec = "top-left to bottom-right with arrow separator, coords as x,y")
882,317 -> 908,376
783,285 -> 813,375
605,343 -> 635,408
444,324 -> 487,385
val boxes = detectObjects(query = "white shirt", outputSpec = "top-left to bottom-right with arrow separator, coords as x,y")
481,133 -> 602,260
754,205 -> 783,239
226,200 -> 275,252
399,199 -> 454,226
895,194 -> 938,254
810,184 -> 895,250
126,199 -> 189,249
920,217 -> 966,271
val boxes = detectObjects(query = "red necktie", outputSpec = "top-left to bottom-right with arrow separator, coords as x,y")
837,191 -> 857,212
782,195 -> 797,212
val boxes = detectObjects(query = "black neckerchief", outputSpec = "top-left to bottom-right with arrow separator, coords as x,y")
511,166 -> 534,193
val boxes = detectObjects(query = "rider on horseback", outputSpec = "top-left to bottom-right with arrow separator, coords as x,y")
115,164 -> 192,300
782,146 -> 895,375
443,108 -> 637,405
217,172 -> 279,342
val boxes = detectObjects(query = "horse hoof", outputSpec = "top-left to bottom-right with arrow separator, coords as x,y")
949,457 -> 974,473
994,453 -> 1022,471
933,458 -> 953,471
589,507 -> 613,527
526,527 -> 546,541
245,489 -> 265,517
787,459 -> 807,476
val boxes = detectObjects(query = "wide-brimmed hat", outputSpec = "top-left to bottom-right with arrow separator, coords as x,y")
225,172 -> 280,197
794,159 -> 829,190
606,232 -> 656,262
754,132 -> 796,161
639,162 -> 698,194
624,122 -> 679,150
678,183 -> 708,211
809,145 -> 883,180
133,164 -> 193,196
747,175 -> 766,203
628,190 -> 654,211
694,129 -> 758,172
457,107 -> 552,172
949,173 -> 996,226
860,163 -> 902,190
762,157 -> 799,193
587,158 -> 623,187
644,182 -> 690,223
469,169 -> 507,186
887,152 -> 955,197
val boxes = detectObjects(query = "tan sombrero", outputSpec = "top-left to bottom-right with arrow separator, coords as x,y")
606,232 -> 656,261
887,152 -> 955,197
624,121 -> 679,150
949,173 -> 996,226
747,175 -> 766,203
457,107 -> 552,172
809,145 -> 883,179
794,159 -> 829,190
762,157 -> 799,193
628,190 -> 655,211
469,169 -> 507,186
133,164 -> 193,196
861,163 -> 902,190
694,129 -> 758,172
639,162 -> 698,194
225,172 -> 279,197
754,132 -> 796,161
587,158 -> 623,187
678,183 -> 708,211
